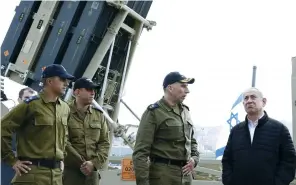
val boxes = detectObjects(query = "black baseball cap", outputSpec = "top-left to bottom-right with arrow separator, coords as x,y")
163,72 -> 195,88
73,77 -> 100,90
41,64 -> 75,80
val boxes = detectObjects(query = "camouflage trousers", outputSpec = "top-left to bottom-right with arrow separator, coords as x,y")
11,165 -> 63,185
63,167 -> 101,185
149,162 -> 193,185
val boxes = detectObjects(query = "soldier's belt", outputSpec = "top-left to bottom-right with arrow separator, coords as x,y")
18,157 -> 61,169
150,157 -> 187,166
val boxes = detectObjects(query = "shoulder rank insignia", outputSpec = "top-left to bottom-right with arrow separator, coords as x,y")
147,103 -> 159,110
24,95 -> 39,104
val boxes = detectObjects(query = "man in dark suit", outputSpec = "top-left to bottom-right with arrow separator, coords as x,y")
222,87 -> 296,185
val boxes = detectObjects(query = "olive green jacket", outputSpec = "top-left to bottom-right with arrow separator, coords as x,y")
1,92 -> 70,166
64,101 -> 110,170
132,98 -> 200,185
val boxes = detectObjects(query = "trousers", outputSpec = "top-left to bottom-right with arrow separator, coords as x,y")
11,165 -> 63,185
149,162 -> 193,185
63,167 -> 100,185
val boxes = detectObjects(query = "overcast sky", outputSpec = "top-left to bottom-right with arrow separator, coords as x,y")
121,0 -> 296,132
0,0 -> 295,134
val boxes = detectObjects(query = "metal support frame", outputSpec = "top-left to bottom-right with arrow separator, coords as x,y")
82,0 -> 155,158
121,23 -> 136,35
292,57 -> 296,144
83,9 -> 129,79
92,100 -> 134,149
105,129 -> 115,171
121,99 -> 140,121
98,39 -> 116,106
81,0 -> 156,178
106,0 -> 156,30
112,39 -> 132,121
122,22 -> 143,89
98,38 -> 116,170
83,0 -> 155,79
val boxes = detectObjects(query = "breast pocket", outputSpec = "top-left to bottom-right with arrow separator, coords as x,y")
68,117 -> 84,140
31,112 -> 54,140
35,114 -> 54,126
88,122 -> 101,141
157,119 -> 183,140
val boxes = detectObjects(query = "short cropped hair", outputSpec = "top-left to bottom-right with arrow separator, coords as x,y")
18,87 -> 34,99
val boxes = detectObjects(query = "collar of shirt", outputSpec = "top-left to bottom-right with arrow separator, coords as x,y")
159,97 -> 182,115
69,100 -> 92,114
248,112 -> 265,128
39,91 -> 61,104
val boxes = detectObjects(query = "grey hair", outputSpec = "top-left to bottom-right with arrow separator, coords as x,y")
242,87 -> 264,99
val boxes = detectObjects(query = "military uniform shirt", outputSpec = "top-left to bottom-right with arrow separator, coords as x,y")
1,92 -> 70,166
132,98 -> 200,184
65,101 -> 110,170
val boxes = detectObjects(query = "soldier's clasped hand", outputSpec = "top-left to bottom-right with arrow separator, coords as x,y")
80,161 -> 94,176
182,158 -> 195,175
12,160 -> 32,176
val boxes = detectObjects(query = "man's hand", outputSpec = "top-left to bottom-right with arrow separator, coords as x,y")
80,161 -> 94,176
182,158 -> 195,175
12,160 -> 32,176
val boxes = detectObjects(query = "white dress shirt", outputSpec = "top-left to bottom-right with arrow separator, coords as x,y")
248,112 -> 264,144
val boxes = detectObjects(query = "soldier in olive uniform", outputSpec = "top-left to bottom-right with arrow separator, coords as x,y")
1,88 -> 35,185
1,64 -> 75,185
63,77 -> 110,185
132,72 -> 200,185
